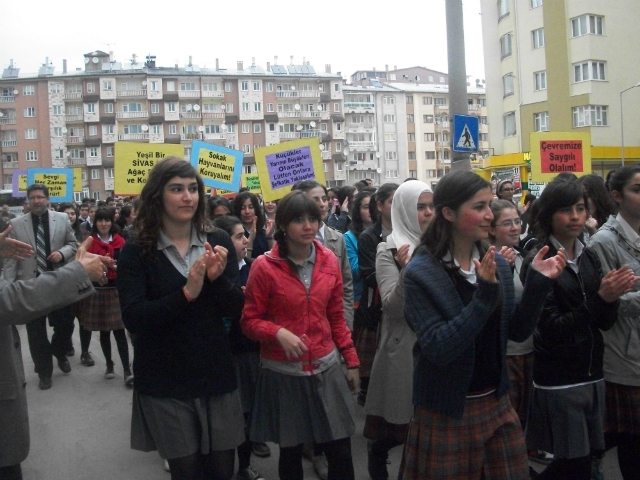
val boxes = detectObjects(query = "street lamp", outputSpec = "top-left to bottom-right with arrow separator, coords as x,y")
620,82 -> 640,166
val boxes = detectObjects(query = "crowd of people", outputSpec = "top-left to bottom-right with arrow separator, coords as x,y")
1,161 -> 640,480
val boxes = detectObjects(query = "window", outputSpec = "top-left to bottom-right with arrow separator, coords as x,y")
335,122 -> 342,131
501,34 -> 513,59
267,103 -> 274,112
503,74 -> 514,97
531,0 -> 542,7
534,112 -> 549,131
334,83 -> 340,92
384,133 -> 396,141
440,76 -> 446,83
225,82 -> 233,92
150,81 -> 159,91
253,82 -> 261,91
169,124 -> 177,135
320,123 -> 327,132
26,151 -> 38,161
242,144 -> 251,154
50,105 -> 62,115
266,82 -> 273,92
241,81 -> 249,91
54,149 -> 64,159
480,116 -> 488,124
24,107 -> 35,117
498,0 -> 510,19
106,146 -> 114,157
89,147 -> 98,158
104,124 -> 114,135
123,103 -> 142,112
167,102 -> 177,112
573,105 -> 608,127
532,28 -> 545,48
51,83 -> 61,94
166,81 -> 176,91
253,123 -> 261,133
480,133 -> 489,141
420,96 -> 432,105
268,123 -> 276,132
254,102 -> 262,112
226,103 -> 234,113
479,98 -> 487,106
383,115 -> 396,123
434,97 -> 447,106
103,80 -> 112,91
104,103 -> 114,114
383,96 -> 395,105
534,71 -> 547,90
336,142 -> 341,151
408,152 -> 416,160
151,103 -> 160,114
86,104 -> 95,114
333,103 -> 340,112
242,123 -> 250,133
386,170 -> 399,178
408,133 -> 416,141
89,125 -> 98,136
91,169 -> 100,180
92,191 -> 100,201
406,96 -> 414,105
572,14 -> 603,37
242,102 -> 250,112
53,127 -> 63,137
25,128 -> 37,139
424,133 -> 435,141
124,124 -> 144,134
407,114 -> 414,123
23,85 -> 35,95
180,83 -> 196,91
106,168 -> 114,179
151,125 -> 161,134
225,124 -> 235,133
573,61 -> 606,82
503,112 -> 516,137
425,151 -> 436,160
69,148 -> 85,159
385,152 -> 398,160
423,115 -> 434,123
86,83 -> 95,93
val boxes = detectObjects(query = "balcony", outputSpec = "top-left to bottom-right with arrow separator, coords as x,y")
276,91 -> 298,98
2,161 -> 19,169
468,104 -> 480,111
3,184 -> 12,190
298,91 -> 321,98
1,140 -> 17,147
348,141 -> 375,150
66,114 -> 84,122
180,112 -> 202,119
202,91 -> 224,98
0,96 -> 15,103
204,133 -> 225,140
67,136 -> 85,143
116,111 -> 149,119
322,150 -> 332,160
178,90 -> 201,98
67,158 -> 87,166
0,117 -> 16,125
64,93 -> 83,100
278,111 -> 301,118
117,89 -> 147,97
300,111 -> 323,119
279,132 -> 300,139
202,112 -> 225,119
344,102 -> 375,109
301,130 -> 322,138
181,133 -> 201,141
118,133 -> 149,141
348,123 -> 374,131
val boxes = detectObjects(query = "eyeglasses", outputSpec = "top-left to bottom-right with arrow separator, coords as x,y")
497,219 -> 522,228
500,188 -> 515,192
28,196 -> 48,201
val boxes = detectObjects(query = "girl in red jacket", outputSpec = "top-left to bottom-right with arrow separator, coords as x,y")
78,207 -> 131,384
241,191 -> 360,480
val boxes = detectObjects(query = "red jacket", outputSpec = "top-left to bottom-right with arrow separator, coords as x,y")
88,233 -> 125,281
241,240 -> 359,368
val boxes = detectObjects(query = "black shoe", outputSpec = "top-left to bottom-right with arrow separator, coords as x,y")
80,352 -> 95,367
251,442 -> 271,458
57,357 -> 71,374
367,441 -> 389,480
124,367 -> 134,387
39,376 -> 52,390
65,347 -> 75,357
104,364 -> 115,379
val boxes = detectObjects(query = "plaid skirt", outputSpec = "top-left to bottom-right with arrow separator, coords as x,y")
506,352 -> 534,428
605,381 -> 640,435
400,394 -> 528,480
353,324 -> 378,378
363,414 -> 409,445
78,286 -> 125,332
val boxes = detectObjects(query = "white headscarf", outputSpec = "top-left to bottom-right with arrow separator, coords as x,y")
389,180 -> 433,256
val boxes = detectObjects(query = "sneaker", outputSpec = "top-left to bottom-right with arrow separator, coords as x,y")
80,352 -> 95,367
237,466 -> 265,480
529,450 -> 554,465
251,441 -> 271,458
104,364 -> 115,379
124,367 -> 134,387
312,453 -> 328,480
163,459 -> 170,473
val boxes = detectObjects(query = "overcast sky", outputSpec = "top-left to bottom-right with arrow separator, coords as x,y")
1,0 -> 486,83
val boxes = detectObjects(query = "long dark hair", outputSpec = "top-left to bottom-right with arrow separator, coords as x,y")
91,207 -> 121,237
134,157 -> 206,258
607,165 -> 640,203
116,204 -> 134,230
349,190 -> 373,238
58,202 -> 85,242
533,178 -> 586,246
233,191 -> 265,232
213,214 -> 242,237
274,191 -> 321,259
372,183 -> 399,224
576,174 -> 617,227
419,171 -> 491,267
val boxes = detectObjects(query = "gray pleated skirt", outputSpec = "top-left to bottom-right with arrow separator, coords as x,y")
234,351 -> 261,414
131,389 -> 245,459
249,361 -> 356,448
525,380 -> 605,459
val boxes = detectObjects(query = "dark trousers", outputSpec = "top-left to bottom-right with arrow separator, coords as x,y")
0,464 -> 22,480
25,312 -> 73,378
279,438 -> 354,480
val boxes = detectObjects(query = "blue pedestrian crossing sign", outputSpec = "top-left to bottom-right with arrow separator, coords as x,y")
453,114 -> 479,153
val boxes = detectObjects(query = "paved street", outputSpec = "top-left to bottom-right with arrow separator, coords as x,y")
17,323 -> 623,480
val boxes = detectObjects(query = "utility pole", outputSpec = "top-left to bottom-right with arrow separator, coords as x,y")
446,0 -> 470,171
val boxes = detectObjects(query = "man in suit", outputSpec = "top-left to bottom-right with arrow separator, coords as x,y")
2,183 -> 79,390
0,229 -> 106,480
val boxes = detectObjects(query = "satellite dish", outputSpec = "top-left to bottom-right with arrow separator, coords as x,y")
0,112 -> 4,118
310,121 -> 316,128
141,125 -> 149,131
376,167 -> 382,173
193,104 -> 200,111
296,125 -> 303,131
92,57 -> 99,64
12,89 -> 18,95
220,124 -> 227,130
294,104 -> 301,111
290,86 -> 296,91
319,144 -> 324,151
186,104 -> 193,111
61,127 -> 68,133
220,104 -> 226,111
84,57 -> 90,64
198,126 -> 205,132
141,80 -> 147,86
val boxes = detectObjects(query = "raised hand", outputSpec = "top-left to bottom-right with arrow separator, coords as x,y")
531,245 -> 566,279
183,252 -> 207,300
598,265 -> 638,303
395,244 -> 411,268
498,246 -> 516,267
473,246 -> 497,283
265,218 -> 275,239
0,225 -> 34,260
76,237 -> 108,285
204,243 -> 228,282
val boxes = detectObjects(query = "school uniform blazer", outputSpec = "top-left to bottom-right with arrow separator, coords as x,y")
324,225 -> 354,330
2,211 -> 78,282
0,262 -> 94,467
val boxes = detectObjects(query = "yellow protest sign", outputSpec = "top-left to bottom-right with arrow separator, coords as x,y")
242,174 -> 261,193
114,142 -> 184,195
529,132 -> 592,182
27,168 -> 73,201
191,140 -> 243,191
74,168 -> 82,192
255,137 -> 325,202
12,170 -> 28,197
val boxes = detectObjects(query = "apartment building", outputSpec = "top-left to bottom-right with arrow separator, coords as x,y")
480,0 -> 640,176
0,51 -> 345,200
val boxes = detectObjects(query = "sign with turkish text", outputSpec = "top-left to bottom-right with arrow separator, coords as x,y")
73,168 -> 82,192
12,170 -> 27,197
255,137 -> 325,202
242,173 -> 261,193
530,132 -> 591,182
114,142 -> 184,195
27,168 -> 74,202
190,140 -> 243,192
